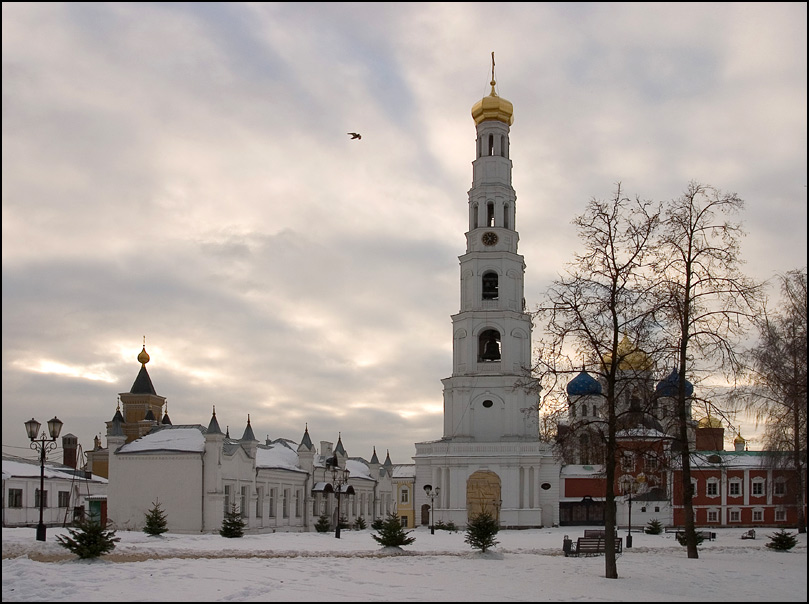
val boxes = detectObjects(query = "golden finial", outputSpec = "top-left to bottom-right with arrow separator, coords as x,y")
137,336 -> 150,365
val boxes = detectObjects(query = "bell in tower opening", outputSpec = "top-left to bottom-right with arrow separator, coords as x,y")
479,329 -> 501,361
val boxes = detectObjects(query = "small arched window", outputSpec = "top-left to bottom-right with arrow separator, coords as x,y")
487,203 -> 495,227
503,204 -> 510,229
488,134 -> 494,156
472,203 -> 479,229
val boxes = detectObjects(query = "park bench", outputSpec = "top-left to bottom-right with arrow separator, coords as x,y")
583,529 -> 606,538
563,536 -> 623,557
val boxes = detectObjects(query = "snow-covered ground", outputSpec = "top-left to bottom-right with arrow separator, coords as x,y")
2,525 -> 806,601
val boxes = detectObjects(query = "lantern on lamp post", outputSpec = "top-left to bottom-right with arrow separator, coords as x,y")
325,453 -> 354,538
423,484 -> 440,534
24,416 -> 63,542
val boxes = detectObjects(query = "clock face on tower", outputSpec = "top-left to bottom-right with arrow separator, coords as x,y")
482,231 -> 498,246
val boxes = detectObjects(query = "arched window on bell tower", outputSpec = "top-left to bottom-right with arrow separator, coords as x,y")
478,329 -> 501,362
487,202 -> 495,227
472,203 -> 479,229
482,271 -> 499,300
488,134 -> 494,156
504,203 -> 510,229
500,135 -> 506,157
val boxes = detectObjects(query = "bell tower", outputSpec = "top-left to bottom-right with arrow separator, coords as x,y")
415,56 -> 559,529
443,55 -> 539,442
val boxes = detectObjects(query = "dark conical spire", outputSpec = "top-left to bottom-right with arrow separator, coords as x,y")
299,424 -> 314,451
241,414 -> 257,442
207,406 -> 223,435
370,446 -> 379,464
335,432 -> 346,456
383,449 -> 393,468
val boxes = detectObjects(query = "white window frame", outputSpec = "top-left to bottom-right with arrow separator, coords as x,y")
706,478 -> 720,498
729,508 -> 741,523
774,479 -> 786,497
751,478 -> 765,497
707,509 -> 719,523
752,509 -> 764,522
729,478 -> 742,497
775,508 -> 786,522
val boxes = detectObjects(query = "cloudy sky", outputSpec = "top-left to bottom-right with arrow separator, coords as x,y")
3,3 -> 806,465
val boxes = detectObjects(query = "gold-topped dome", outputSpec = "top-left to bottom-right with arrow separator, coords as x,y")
602,335 -> 653,371
734,433 -> 746,444
471,52 -> 514,126
698,416 -> 723,429
137,336 -> 150,365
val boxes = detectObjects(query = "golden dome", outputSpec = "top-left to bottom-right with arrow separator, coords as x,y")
602,335 -> 653,371
137,345 -> 150,365
471,81 -> 514,126
698,416 -> 723,429
734,433 -> 746,444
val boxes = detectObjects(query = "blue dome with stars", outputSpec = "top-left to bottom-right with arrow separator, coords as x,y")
566,370 -> 602,396
655,369 -> 694,398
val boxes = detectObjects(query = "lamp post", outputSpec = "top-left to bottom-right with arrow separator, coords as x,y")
623,472 -> 646,549
423,484 -> 440,534
325,453 -> 354,539
24,416 -> 63,541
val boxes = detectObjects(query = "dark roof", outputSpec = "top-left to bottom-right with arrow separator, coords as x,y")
130,365 -> 157,395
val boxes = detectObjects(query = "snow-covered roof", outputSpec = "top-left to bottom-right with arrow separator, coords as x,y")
561,464 -> 605,477
117,426 -> 206,454
2,455 -> 107,484
256,442 -> 304,472
391,464 -> 415,478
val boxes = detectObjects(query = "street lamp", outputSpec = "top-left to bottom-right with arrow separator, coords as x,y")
24,416 -> 63,541
622,472 -> 646,549
423,484 -> 440,534
325,453 -> 354,539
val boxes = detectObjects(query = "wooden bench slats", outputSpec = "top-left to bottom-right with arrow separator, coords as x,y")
566,536 -> 623,557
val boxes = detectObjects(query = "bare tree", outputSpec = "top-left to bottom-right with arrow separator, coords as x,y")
534,184 -> 660,579
737,268 -> 807,532
652,181 -> 764,558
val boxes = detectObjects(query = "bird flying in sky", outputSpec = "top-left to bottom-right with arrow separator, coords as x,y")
347,132 -> 361,140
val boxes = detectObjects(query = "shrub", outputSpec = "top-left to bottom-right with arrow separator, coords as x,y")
353,516 -> 367,530
370,517 -> 385,531
766,529 -> 798,551
676,530 -> 704,547
315,514 -> 331,533
219,504 -> 245,538
56,518 -> 120,559
464,511 -> 500,553
372,512 -> 415,548
644,519 -> 663,535
143,499 -> 169,537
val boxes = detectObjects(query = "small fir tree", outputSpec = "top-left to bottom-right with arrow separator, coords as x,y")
56,518 -> 120,559
143,499 -> 169,536
315,513 -> 331,533
676,530 -> 704,547
370,517 -> 385,531
338,515 -> 350,530
645,519 -> 663,535
464,511 -> 500,553
371,512 -> 415,548
353,516 -> 367,530
219,504 -> 245,538
766,529 -> 798,551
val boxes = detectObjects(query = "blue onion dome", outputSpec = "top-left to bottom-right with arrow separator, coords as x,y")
566,370 -> 602,396
655,369 -> 694,398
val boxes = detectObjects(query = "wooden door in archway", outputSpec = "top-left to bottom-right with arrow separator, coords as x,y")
466,470 -> 501,523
